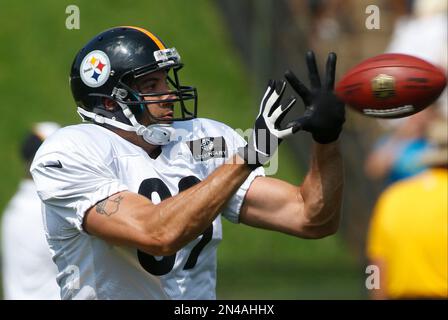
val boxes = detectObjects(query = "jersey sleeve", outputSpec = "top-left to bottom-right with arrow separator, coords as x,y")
30,138 -> 128,233
221,166 -> 265,223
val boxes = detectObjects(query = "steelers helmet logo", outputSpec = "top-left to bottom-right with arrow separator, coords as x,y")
80,50 -> 111,88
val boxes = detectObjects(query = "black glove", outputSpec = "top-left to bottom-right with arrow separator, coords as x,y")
238,80 -> 297,169
285,51 -> 345,144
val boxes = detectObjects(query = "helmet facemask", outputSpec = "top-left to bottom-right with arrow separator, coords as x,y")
117,64 -> 198,123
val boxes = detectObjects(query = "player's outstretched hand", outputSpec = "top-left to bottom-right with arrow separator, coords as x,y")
285,51 -> 345,144
238,80 -> 297,169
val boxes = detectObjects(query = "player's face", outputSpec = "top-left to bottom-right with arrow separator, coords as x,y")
134,70 -> 175,125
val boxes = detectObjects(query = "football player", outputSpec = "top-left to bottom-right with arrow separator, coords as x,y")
2,122 -> 60,299
30,26 -> 345,299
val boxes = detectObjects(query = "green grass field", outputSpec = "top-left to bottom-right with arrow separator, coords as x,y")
0,0 -> 364,299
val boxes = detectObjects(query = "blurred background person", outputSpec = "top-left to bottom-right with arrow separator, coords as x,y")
364,107 -> 436,186
386,0 -> 447,120
1,122 -> 60,300
366,116 -> 448,299
364,0 -> 447,187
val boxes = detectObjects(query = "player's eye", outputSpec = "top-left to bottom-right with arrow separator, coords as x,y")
139,82 -> 157,93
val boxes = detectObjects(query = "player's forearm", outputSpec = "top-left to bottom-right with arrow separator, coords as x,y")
299,141 -> 343,229
148,154 -> 251,254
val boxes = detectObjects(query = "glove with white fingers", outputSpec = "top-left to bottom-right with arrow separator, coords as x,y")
238,80 -> 298,169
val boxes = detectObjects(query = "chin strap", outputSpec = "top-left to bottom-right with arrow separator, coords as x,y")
77,105 -> 175,145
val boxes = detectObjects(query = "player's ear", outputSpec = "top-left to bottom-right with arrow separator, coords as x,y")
103,98 -> 118,111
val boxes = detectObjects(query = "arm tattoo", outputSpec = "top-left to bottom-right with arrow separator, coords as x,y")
95,195 -> 124,216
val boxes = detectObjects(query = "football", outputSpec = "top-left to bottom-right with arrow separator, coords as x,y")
335,53 -> 447,118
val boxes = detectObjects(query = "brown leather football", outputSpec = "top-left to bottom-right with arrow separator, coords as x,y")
335,53 -> 447,118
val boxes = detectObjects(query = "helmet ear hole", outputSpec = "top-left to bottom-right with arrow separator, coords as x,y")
103,98 -> 119,111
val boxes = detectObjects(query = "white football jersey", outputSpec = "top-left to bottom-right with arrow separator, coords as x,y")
30,118 -> 264,300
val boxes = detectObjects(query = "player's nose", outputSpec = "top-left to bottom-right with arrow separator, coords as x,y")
160,91 -> 176,107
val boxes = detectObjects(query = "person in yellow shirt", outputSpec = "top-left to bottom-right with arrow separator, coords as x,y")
366,117 -> 448,299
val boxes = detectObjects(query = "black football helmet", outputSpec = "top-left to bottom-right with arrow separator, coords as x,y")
70,26 -> 197,145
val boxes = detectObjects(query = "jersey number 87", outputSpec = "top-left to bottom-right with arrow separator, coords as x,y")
137,176 -> 213,276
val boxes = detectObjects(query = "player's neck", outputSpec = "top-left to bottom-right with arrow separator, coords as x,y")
109,127 -> 161,158
126,134 -> 162,159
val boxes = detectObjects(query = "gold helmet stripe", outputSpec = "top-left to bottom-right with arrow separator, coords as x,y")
123,26 -> 166,50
